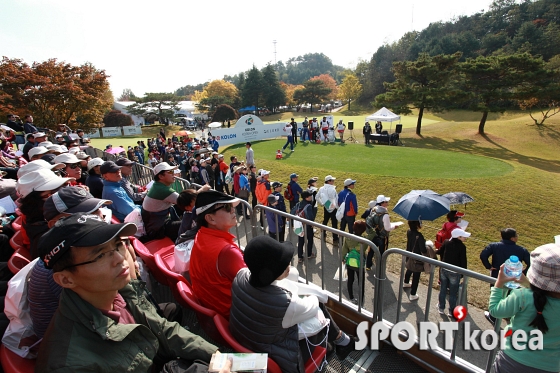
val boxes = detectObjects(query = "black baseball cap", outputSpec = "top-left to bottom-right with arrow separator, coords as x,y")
100,161 -> 121,174
195,190 -> 240,215
43,186 -> 112,221
39,213 -> 137,270
115,158 -> 135,167
272,181 -> 283,189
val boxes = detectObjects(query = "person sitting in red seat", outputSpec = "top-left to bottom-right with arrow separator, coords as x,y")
189,190 -> 246,318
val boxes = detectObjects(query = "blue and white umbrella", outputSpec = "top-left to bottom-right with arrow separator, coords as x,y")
393,190 -> 450,221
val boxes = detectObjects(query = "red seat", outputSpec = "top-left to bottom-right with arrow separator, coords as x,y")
213,314 -> 327,373
9,230 -> 25,251
154,247 -> 187,298
8,249 -> 31,275
175,281 -> 225,344
131,236 -> 175,285
110,215 -> 121,224
0,344 -> 36,373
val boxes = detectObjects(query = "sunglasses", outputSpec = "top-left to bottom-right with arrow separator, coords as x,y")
210,204 -> 234,214
66,163 -> 80,169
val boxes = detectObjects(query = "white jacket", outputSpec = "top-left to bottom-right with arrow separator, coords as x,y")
317,183 -> 338,212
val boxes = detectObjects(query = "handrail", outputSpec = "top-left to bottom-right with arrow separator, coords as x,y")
254,204 -> 381,321
380,248 -> 500,373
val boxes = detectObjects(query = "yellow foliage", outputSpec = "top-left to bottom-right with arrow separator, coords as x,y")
204,80 -> 238,100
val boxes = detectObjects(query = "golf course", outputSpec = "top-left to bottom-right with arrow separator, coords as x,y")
91,106 -> 560,307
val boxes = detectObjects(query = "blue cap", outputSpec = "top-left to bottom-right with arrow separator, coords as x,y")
290,173 -> 298,179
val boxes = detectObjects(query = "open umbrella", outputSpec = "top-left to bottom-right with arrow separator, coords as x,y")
442,192 -> 475,205
393,189 -> 450,221
208,122 -> 222,128
105,146 -> 125,154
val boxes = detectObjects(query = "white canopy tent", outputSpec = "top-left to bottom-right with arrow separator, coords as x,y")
366,107 -> 401,133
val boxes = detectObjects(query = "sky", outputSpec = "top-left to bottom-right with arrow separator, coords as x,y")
1,0 -> 494,98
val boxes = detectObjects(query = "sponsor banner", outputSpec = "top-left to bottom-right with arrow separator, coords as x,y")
101,127 -> 122,137
85,129 -> 100,138
123,126 -> 142,136
212,115 -> 286,146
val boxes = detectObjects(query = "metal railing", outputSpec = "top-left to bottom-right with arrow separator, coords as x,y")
379,249 -> 500,373
253,204 -> 381,320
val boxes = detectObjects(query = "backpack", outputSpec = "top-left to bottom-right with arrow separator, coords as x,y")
284,182 -> 295,201
367,212 -> 387,236
435,228 -> 448,249
346,249 -> 361,268
255,181 -> 269,205
292,201 -> 306,219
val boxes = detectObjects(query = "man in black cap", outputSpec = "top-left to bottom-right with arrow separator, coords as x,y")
290,118 -> 298,144
35,214 -> 220,372
229,236 -> 355,373
116,157 -> 145,204
101,161 -> 136,222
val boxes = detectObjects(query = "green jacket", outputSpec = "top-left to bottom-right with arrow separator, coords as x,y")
36,280 -> 217,373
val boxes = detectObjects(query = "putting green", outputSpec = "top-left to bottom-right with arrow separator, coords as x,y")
225,140 -> 513,179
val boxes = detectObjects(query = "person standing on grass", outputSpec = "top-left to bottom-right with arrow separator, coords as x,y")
338,179 -> 357,234
282,122 -> 294,152
301,117 -> 309,142
287,173 -> 303,212
245,142 -> 254,166
480,228 -> 531,326
336,120 -> 346,143
317,175 -> 339,245
363,122 -> 372,145
290,118 -> 298,144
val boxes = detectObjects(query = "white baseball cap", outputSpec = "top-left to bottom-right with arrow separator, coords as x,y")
324,175 -> 336,182
343,179 -> 356,187
47,144 -> 64,153
451,229 -> 471,239
87,157 -> 104,171
38,141 -> 53,147
33,132 -> 47,139
376,195 -> 390,204
17,159 -> 65,178
153,162 -> 177,175
54,153 -> 80,164
16,168 -> 74,198
28,146 -> 48,159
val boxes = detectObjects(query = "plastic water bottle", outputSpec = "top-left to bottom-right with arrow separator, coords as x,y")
504,255 -> 523,289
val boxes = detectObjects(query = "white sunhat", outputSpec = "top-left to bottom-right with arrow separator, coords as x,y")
376,195 -> 390,204
343,178 -> 356,187
28,146 -> 49,159
87,157 -> 104,171
451,228 -> 471,239
324,175 -> 336,182
17,159 -> 65,178
54,153 -> 80,164
16,168 -> 74,198
153,162 -> 177,175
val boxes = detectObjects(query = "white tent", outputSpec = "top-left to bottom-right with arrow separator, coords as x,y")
366,107 -> 401,133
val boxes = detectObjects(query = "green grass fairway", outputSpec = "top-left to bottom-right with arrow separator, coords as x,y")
224,140 -> 512,179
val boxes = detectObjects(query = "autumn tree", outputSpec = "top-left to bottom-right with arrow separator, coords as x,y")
375,53 -> 462,135
293,80 -> 332,112
103,110 -> 134,127
310,74 -> 338,100
280,82 -> 304,106
338,74 -> 362,110
126,92 -> 180,125
212,104 -> 238,123
0,57 -> 112,130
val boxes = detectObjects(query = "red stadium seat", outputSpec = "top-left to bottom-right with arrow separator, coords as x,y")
9,230 -> 24,251
8,249 -> 31,275
213,314 -> 327,373
154,247 -> 187,299
110,215 -> 121,224
11,216 -> 22,231
0,344 -> 36,373
175,281 -> 225,344
130,236 -> 174,285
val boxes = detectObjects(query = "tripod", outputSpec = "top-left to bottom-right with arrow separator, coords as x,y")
347,130 -> 357,143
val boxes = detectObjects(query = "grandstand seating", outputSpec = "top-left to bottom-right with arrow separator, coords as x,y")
0,344 -> 35,373
8,249 -> 31,275
213,313 -> 327,373
130,236 -> 174,285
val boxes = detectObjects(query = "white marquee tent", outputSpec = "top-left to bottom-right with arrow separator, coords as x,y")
366,107 -> 401,133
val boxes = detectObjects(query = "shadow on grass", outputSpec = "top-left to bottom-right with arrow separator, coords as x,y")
404,135 -> 560,173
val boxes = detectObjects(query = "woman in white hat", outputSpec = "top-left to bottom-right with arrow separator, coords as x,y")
489,242 -> 560,373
